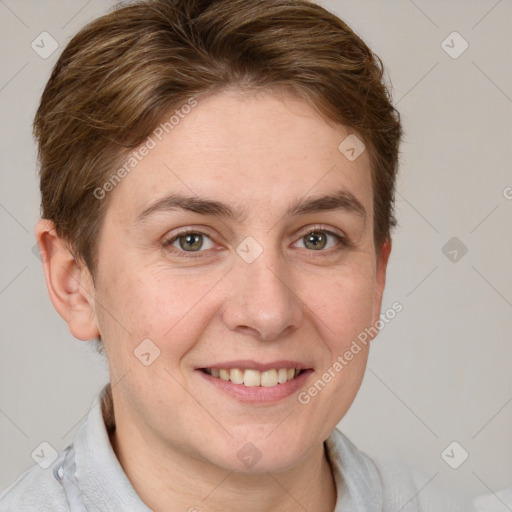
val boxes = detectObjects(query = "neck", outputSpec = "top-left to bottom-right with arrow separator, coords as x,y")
109,414 -> 337,512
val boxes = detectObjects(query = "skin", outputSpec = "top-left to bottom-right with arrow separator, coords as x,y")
36,87 -> 391,512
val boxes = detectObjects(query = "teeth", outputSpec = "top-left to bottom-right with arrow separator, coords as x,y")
230,368 -> 244,384
243,369 -> 260,387
261,369 -> 278,387
277,368 -> 288,384
204,367 -> 303,387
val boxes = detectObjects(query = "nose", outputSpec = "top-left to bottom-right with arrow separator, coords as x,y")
220,250 -> 305,342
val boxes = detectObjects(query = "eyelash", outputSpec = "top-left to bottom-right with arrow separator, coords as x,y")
161,225 -> 351,259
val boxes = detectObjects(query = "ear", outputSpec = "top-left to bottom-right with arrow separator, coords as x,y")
370,239 -> 392,336
35,219 -> 100,341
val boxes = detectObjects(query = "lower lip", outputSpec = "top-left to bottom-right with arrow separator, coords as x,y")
196,369 -> 314,404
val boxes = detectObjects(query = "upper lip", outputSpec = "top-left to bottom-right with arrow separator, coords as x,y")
197,360 -> 313,372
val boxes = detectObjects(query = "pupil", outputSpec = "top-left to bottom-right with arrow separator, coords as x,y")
182,233 -> 202,251
306,232 -> 326,250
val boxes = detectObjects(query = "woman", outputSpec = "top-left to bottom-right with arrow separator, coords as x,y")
0,0 -> 496,510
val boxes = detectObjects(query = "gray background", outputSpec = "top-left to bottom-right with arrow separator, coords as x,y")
1,0 -> 511,502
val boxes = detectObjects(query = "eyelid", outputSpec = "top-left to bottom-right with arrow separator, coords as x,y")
294,223 -> 347,241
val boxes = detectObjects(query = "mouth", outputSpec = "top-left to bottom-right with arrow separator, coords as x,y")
195,360 -> 313,403
199,367 -> 306,387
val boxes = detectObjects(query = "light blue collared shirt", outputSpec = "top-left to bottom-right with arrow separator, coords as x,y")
0,384 -> 502,511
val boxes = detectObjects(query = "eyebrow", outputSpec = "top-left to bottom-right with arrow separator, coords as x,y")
134,187 -> 367,225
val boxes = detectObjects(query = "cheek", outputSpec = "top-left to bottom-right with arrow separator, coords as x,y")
302,265 -> 376,345
100,265 -> 218,355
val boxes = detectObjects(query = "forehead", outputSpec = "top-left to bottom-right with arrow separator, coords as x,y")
106,89 -> 373,224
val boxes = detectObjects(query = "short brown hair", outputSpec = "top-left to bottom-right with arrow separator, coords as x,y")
34,0 -> 401,281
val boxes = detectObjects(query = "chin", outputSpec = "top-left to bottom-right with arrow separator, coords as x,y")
204,428 -> 313,474
212,451 -> 305,475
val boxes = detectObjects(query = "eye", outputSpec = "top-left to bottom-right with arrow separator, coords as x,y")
162,225 -> 350,259
162,229 -> 215,258
294,227 -> 348,252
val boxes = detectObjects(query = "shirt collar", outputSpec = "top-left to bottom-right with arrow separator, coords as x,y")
324,425 -> 383,511
73,384 -> 152,511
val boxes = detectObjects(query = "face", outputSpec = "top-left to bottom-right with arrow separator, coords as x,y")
81,88 -> 390,473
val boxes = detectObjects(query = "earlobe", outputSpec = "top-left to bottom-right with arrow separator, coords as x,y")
35,219 -> 100,341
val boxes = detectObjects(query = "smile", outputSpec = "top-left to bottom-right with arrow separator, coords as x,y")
200,367 -> 304,387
